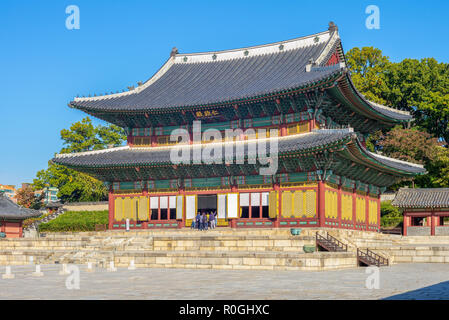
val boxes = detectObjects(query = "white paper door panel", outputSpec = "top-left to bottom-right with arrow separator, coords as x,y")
227,194 -> 238,218
150,197 -> 159,209
169,196 -> 177,208
239,193 -> 249,207
262,192 -> 269,206
176,196 -> 183,219
186,195 -> 196,219
218,194 -> 227,218
251,193 -> 260,206
160,196 -> 168,209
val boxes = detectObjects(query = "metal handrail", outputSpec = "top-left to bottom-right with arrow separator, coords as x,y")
316,232 -> 347,252
357,248 -> 388,267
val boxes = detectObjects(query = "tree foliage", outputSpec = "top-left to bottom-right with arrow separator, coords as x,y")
347,48 -> 449,145
16,185 -> 39,208
376,126 -> 441,164
346,47 -> 391,105
347,47 -> 449,189
33,117 -> 126,203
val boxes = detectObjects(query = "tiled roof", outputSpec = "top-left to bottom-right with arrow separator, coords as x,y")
392,188 -> 449,209
69,27 -> 410,123
71,34 -> 334,111
52,129 -> 425,176
54,129 -> 354,167
0,194 -> 41,220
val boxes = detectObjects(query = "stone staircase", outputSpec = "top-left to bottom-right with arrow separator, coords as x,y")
2,228 -> 447,271
22,208 -> 66,236
0,228 -> 357,271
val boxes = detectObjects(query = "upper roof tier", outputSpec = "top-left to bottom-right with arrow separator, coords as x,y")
70,23 -> 411,129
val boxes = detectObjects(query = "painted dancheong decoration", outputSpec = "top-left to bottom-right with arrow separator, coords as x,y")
53,22 -> 425,231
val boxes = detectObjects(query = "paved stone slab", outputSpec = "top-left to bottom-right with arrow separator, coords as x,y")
0,263 -> 448,299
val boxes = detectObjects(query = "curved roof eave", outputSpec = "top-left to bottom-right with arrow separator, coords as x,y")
342,73 -> 413,123
344,139 -> 426,176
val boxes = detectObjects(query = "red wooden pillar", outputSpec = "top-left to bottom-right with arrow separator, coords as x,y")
365,192 -> 370,231
230,184 -> 238,228
142,186 -> 148,229
127,135 -> 133,147
280,124 -> 287,137
403,213 -> 408,236
108,187 -> 114,230
19,221 -> 23,238
158,197 -> 161,221
259,193 -> 263,218
337,184 -> 342,228
431,212 -> 436,236
377,193 -> 381,232
318,181 -> 326,228
179,188 -> 186,229
151,135 -> 157,147
352,188 -> 357,230
274,183 -> 281,228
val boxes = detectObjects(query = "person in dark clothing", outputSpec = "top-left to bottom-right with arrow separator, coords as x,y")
209,211 -> 215,229
202,212 -> 208,230
196,212 -> 201,230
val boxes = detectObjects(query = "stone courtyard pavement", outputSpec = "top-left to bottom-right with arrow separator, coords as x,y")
0,263 -> 448,300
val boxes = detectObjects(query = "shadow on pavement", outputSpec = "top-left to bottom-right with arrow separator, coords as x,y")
383,281 -> 449,300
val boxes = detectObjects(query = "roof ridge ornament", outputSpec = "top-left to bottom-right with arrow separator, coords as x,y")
170,47 -> 179,57
328,21 -> 338,32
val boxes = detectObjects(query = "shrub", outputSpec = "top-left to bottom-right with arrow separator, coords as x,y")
38,210 -> 108,232
380,201 -> 403,227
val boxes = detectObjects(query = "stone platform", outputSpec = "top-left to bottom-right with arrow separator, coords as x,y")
0,228 -> 448,271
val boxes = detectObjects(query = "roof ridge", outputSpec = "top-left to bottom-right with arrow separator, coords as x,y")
174,30 -> 331,63
72,29 -> 332,103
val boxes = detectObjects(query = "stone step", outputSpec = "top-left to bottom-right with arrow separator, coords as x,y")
0,248 -> 356,271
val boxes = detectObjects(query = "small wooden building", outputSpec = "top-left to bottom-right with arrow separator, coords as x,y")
392,188 -> 449,236
0,193 -> 41,238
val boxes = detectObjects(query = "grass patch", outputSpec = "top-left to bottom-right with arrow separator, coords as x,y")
38,210 -> 108,232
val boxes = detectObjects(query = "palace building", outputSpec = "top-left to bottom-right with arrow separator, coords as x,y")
53,22 -> 425,231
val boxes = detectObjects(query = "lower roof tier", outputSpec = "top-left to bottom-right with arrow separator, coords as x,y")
52,129 -> 425,188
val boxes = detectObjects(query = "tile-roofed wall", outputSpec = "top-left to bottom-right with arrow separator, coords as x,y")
392,188 -> 449,209
0,193 -> 41,220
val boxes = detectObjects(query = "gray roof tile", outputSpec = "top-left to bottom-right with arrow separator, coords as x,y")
53,129 -> 425,176
0,194 -> 41,220
392,188 -> 449,208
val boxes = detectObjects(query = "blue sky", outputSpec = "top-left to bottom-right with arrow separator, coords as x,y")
1,0 -> 448,187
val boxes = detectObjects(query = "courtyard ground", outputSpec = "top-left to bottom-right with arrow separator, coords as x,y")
0,263 -> 448,299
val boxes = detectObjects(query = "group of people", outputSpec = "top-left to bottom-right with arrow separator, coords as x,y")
192,211 -> 217,230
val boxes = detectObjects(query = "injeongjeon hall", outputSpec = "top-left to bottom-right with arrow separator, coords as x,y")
54,23 -> 425,231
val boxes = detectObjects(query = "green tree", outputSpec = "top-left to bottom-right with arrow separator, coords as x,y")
346,47 -> 391,105
425,147 -> 449,187
377,126 -> 440,164
33,117 -> 126,203
347,48 -> 449,145
384,58 -> 449,144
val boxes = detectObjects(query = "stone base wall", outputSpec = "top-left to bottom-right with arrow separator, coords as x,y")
407,226 -> 431,236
